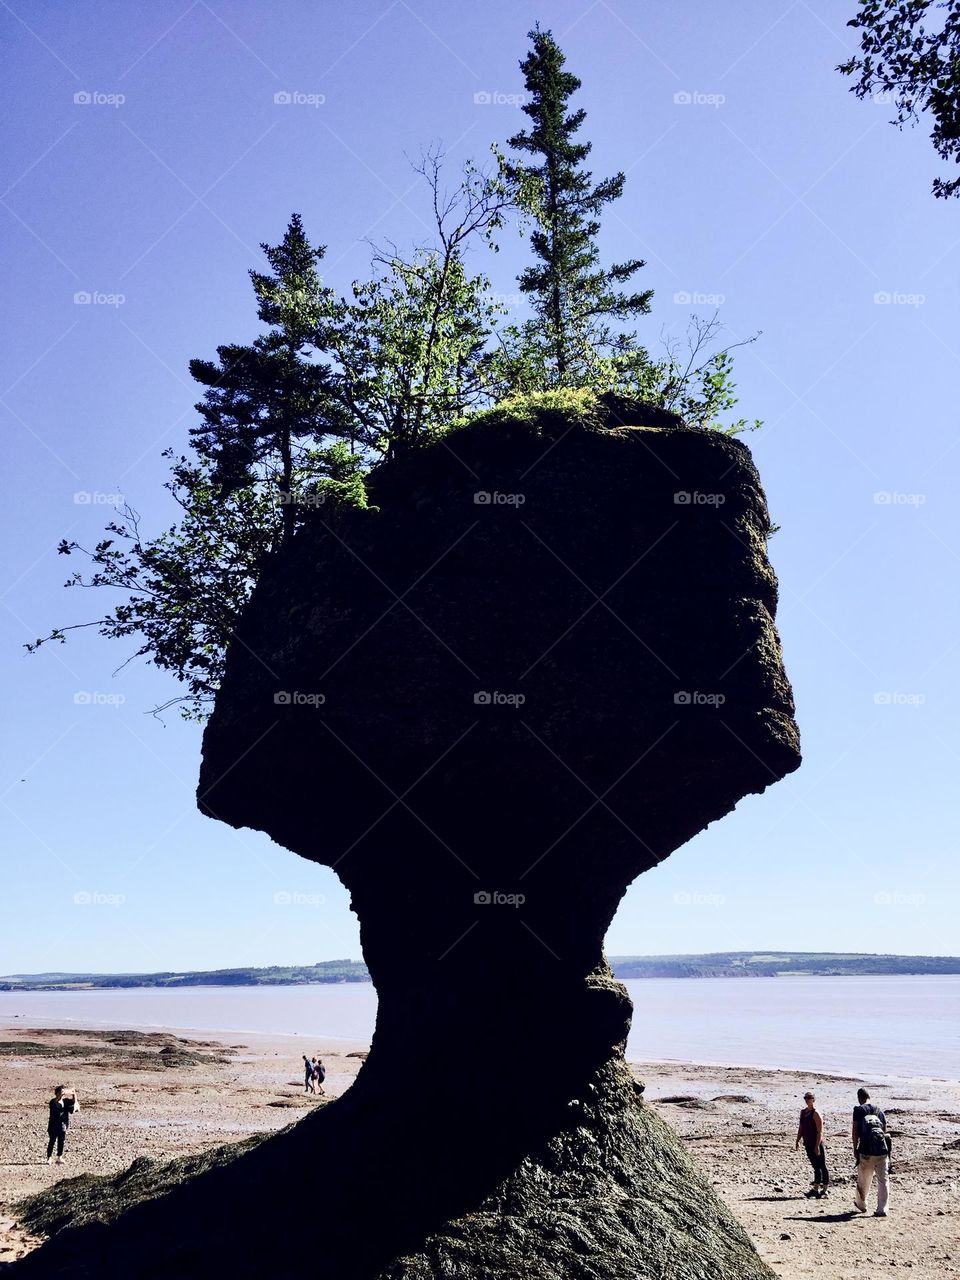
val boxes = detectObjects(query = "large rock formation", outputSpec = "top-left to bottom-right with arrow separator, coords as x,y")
14,403 -> 799,1279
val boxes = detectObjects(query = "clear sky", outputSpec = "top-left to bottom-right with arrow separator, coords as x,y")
2,0 -> 958,973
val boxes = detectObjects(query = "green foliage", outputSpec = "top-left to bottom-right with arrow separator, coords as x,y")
189,214 -> 347,546
30,36 -> 765,718
28,163 -> 506,717
332,154 -> 509,461
839,0 -> 960,198
343,250 -> 494,458
454,386 -> 605,436
607,315 -> 762,434
27,453 -> 282,719
499,26 -> 653,388
304,441 -> 373,510
26,439 -> 376,721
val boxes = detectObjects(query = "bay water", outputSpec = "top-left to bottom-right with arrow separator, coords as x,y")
1,974 -> 956,1081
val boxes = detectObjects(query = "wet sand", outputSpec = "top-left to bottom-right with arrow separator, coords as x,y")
1,1024 -> 957,1276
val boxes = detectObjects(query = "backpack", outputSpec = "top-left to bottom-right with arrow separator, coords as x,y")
859,1106 -> 889,1158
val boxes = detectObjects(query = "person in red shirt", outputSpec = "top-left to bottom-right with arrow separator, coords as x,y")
795,1090 -> 830,1197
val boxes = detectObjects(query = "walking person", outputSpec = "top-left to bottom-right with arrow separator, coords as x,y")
303,1055 -> 314,1094
313,1055 -> 326,1097
795,1090 -> 830,1197
46,1085 -> 68,1165
852,1087 -> 890,1216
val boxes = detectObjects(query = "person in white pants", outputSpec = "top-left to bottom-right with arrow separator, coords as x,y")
855,1153 -> 889,1216
852,1087 -> 890,1216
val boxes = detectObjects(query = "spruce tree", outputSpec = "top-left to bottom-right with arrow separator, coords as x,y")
188,215 -> 345,545
503,26 -> 653,388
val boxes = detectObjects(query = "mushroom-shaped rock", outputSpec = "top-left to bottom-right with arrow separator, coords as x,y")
16,408 -> 799,1280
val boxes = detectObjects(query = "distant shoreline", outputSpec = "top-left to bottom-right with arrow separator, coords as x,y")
3,951 -> 960,991
3,973 -> 955,1078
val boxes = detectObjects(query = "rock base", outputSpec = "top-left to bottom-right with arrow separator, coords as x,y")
14,981 -> 773,1280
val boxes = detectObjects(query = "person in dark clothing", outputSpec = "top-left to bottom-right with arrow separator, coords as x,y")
46,1085 -> 67,1164
306,1056 -> 321,1095
303,1055 -> 314,1094
795,1090 -> 830,1196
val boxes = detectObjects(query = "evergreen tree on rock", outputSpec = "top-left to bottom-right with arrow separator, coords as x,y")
189,214 -> 347,546
501,26 -> 653,389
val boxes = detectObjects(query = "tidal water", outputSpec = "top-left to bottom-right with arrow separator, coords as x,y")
1,974 -> 956,1081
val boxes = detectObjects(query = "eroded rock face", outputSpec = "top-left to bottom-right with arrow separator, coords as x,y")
15,412 -> 798,1280
197,413 -> 796,1274
199,415 -> 797,1007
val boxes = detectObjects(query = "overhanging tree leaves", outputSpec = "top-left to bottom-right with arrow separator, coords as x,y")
839,0 -> 960,198
27,453 -> 280,719
27,217 -> 363,720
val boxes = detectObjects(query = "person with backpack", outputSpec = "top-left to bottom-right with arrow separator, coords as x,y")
852,1087 -> 890,1216
795,1090 -> 830,1197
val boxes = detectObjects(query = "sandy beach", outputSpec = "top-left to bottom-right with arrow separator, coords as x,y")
1,1023 -> 957,1277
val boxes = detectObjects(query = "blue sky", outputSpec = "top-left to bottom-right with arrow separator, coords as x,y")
2,0 -> 958,973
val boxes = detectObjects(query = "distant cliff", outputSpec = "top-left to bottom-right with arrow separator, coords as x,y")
0,960 -> 368,990
610,951 -> 960,978
4,953 -> 958,990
